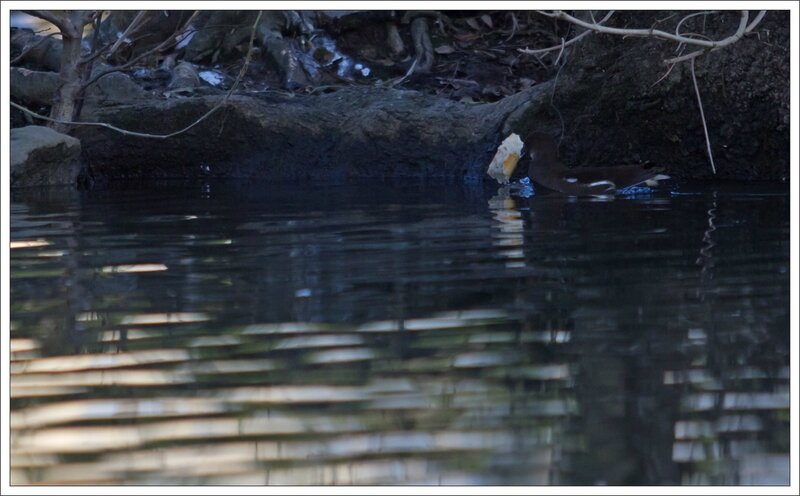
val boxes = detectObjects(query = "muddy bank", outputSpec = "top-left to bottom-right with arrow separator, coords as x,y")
75,86 -> 545,184
11,10 -> 790,185
516,11 -> 790,182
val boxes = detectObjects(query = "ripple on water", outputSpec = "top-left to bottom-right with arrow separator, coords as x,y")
9,183 -> 789,485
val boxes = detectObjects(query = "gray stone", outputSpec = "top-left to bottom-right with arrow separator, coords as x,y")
11,66 -> 148,108
11,126 -> 82,188
88,67 -> 150,104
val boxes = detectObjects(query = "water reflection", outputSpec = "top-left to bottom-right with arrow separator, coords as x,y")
9,182 -> 789,485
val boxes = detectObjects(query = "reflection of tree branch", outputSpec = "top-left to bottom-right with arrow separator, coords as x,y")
11,11 -> 262,140
696,193 -> 717,281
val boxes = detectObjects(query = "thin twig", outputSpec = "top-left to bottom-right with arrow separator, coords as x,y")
82,11 -> 200,88
10,32 -> 59,66
553,37 -> 566,66
664,11 -> 765,64
390,58 -> 418,87
505,12 -> 519,42
651,61 -> 677,87
539,9 -> 754,49
11,11 -> 263,140
551,50 -> 567,146
663,49 -> 706,65
690,57 -> 716,174
518,11 -> 614,55
675,11 -> 718,37
106,11 -> 150,59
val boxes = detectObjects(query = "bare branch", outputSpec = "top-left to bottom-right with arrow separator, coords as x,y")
518,11 -> 614,56
675,11 -> 718,37
651,62 -> 678,87
82,11 -> 200,89
22,10 -> 69,33
664,49 -> 706,65
106,11 -> 151,59
746,10 -> 767,32
690,58 -> 716,174
527,10 -> 767,66
12,11 -> 263,141
663,10 -> 764,66
554,37 -> 566,66
539,10 -> 757,50
390,58 -> 418,87
10,32 -> 59,65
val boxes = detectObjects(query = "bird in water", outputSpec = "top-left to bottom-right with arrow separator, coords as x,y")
508,132 -> 669,196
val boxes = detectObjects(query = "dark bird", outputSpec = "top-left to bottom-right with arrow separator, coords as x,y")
511,133 -> 669,196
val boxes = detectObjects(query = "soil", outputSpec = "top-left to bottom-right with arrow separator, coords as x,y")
10,10 -> 791,185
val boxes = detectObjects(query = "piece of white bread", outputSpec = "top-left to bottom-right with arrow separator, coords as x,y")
487,133 -> 524,184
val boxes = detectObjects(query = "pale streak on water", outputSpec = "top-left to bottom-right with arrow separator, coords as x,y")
9,182 -> 790,485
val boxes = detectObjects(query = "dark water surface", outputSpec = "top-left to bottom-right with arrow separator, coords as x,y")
9,182 -> 790,485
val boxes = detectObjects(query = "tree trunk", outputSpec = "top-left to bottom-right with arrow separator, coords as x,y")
48,11 -> 90,133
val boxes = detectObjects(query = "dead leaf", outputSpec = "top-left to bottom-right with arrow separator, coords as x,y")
454,32 -> 480,42
434,45 -> 456,55
481,14 -> 493,28
466,17 -> 481,30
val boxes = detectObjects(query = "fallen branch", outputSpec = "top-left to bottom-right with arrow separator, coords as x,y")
11,11 -> 262,140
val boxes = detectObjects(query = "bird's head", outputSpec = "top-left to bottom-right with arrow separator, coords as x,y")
523,132 -> 560,167
502,132 -> 560,181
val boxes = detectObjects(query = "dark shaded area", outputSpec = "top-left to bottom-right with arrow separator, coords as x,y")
514,11 -> 790,182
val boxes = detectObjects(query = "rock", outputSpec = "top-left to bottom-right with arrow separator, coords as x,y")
88,65 -> 150,104
10,126 -> 83,188
11,66 -> 148,108
10,67 -> 60,107
167,62 -> 201,94
11,28 -> 62,71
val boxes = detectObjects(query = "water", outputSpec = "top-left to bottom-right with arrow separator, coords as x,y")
9,182 -> 790,485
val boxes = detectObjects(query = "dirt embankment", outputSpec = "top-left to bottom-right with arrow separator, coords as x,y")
11,10 -> 790,185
